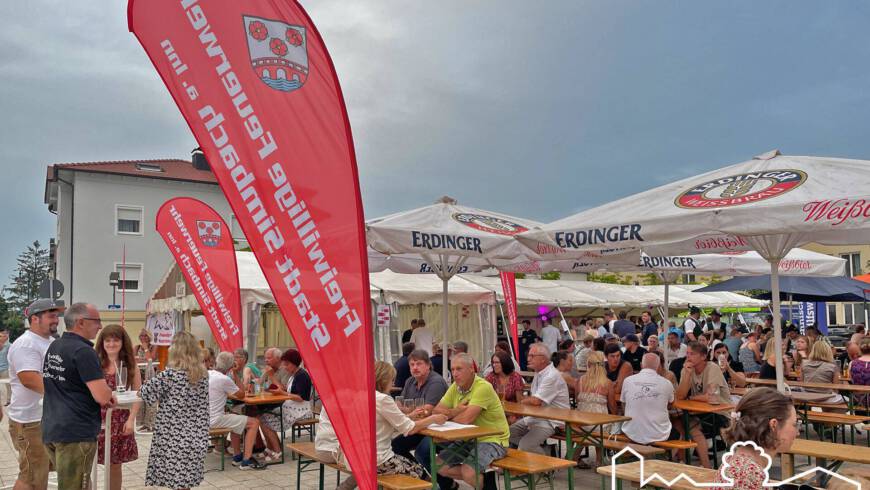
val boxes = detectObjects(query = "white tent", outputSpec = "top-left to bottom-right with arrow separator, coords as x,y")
519,150 -> 870,390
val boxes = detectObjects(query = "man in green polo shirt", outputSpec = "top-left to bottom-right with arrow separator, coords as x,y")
419,353 -> 508,489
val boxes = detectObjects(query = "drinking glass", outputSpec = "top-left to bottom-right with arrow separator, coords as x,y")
116,366 -> 128,393
396,396 -> 405,411
404,399 -> 415,412
706,384 -> 720,405
415,398 -> 425,410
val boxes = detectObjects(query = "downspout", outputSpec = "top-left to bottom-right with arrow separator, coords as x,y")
57,176 -> 74,304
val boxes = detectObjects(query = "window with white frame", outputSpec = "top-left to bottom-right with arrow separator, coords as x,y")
681,273 -> 696,284
827,303 -> 838,325
114,263 -> 143,292
845,303 -> 866,325
840,252 -> 862,277
116,206 -> 143,235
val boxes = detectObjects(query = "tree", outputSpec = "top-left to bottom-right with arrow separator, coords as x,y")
5,240 -> 51,312
642,273 -> 664,286
540,271 -> 560,281
588,272 -> 633,285
0,294 -> 24,341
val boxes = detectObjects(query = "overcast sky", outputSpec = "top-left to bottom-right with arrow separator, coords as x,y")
2,1 -> 869,287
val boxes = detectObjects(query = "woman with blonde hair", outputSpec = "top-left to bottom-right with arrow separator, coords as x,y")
95,324 -> 141,490
573,351 -> 615,469
139,331 -> 209,490
799,341 -> 844,403
758,337 -> 781,380
337,361 -> 447,490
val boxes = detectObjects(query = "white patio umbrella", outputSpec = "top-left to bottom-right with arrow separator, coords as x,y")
568,247 -> 845,333
518,150 -> 870,391
367,196 -> 632,376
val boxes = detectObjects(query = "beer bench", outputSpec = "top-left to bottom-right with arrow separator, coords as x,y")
207,427 -> 233,471
287,441 -> 430,490
490,448 -> 576,490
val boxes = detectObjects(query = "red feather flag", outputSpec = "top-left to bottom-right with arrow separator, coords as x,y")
128,1 -> 376,487
155,197 -> 243,353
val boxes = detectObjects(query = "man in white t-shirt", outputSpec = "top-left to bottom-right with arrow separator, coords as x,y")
621,353 -> 674,444
540,323 -> 560,354
409,319 -> 434,356
210,352 -> 266,470
509,343 -> 569,454
7,298 -> 64,490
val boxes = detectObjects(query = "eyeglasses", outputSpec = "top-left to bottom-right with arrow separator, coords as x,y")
82,317 -> 103,323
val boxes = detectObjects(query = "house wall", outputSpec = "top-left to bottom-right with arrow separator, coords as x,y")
55,170 -> 232,312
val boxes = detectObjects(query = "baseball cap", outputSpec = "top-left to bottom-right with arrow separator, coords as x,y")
623,334 -> 639,343
25,298 -> 66,317
602,333 -> 616,340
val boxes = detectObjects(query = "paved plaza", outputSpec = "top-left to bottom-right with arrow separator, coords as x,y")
1,415 -> 867,489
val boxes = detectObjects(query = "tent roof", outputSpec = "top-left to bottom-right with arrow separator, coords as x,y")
149,252 -> 766,313
696,275 -> 870,302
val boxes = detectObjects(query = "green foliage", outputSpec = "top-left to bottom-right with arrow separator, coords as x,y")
707,274 -> 724,285
642,273 -> 663,285
5,241 -> 51,311
540,271 -> 560,281
514,273 -> 526,280
588,272 -> 633,285
2,240 -> 50,341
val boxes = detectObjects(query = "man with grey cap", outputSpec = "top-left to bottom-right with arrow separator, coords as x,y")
7,298 -> 64,490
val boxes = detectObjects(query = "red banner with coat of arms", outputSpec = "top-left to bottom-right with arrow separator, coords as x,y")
156,197 -> 243,353
129,1 -> 376,487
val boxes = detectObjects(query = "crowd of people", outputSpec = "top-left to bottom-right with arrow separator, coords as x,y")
1,299 -> 867,490
0,298 -> 323,490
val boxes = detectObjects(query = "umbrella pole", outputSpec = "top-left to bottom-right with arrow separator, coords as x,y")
662,281 -> 671,368
770,260 -> 785,393
442,275 -> 449,378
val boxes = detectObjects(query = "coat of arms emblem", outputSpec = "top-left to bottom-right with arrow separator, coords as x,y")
244,15 -> 308,92
197,221 -> 221,247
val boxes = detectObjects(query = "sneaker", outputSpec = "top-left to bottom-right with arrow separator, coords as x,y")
231,455 -> 244,467
240,459 -> 267,470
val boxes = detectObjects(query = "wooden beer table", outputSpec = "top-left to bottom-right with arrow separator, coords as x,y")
781,439 -> 870,486
503,401 -> 630,490
419,424 -> 501,490
672,399 -> 734,469
231,392 -> 293,464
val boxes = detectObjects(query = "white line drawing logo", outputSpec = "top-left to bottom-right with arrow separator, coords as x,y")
609,441 -> 861,489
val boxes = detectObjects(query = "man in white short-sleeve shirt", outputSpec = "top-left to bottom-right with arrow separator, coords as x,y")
509,343 -> 569,454
540,323 -> 560,354
621,353 -> 674,444
209,352 -> 266,470
409,319 -> 434,356
7,298 -> 63,490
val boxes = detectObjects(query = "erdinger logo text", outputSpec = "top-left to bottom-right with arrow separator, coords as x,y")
675,170 -> 807,209
452,213 -> 529,236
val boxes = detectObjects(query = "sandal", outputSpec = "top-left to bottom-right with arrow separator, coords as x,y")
575,459 -> 592,470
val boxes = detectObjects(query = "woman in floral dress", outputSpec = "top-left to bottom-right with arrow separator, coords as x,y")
713,388 -> 799,490
95,325 -> 141,490
139,332 -> 209,490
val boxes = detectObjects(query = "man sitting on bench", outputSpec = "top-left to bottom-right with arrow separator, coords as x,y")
209,352 -> 266,470
509,343 -> 570,453
418,353 -> 509,490
621,353 -> 674,445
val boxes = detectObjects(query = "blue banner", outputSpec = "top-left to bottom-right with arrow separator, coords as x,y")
781,302 -> 827,334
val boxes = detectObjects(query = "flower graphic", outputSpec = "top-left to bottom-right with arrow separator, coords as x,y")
286,28 -> 303,47
270,37 -> 288,57
248,20 -> 268,41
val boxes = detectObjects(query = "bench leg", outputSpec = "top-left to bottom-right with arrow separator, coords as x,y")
319,463 -> 324,490
220,436 -> 226,471
780,453 -> 794,478
503,470 -> 512,490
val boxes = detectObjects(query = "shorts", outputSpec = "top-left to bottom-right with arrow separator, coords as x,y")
8,420 -> 51,487
439,441 -> 507,471
211,413 -> 248,435
45,441 -> 97,490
